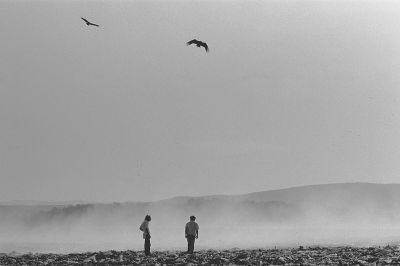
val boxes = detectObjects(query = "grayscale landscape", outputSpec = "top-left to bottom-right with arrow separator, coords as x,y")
1,0 -> 400,264
1,183 -> 400,254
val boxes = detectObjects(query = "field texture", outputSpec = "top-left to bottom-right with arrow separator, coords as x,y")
1,245 -> 400,265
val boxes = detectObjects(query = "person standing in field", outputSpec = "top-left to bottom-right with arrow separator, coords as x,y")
185,215 -> 199,254
139,215 -> 151,256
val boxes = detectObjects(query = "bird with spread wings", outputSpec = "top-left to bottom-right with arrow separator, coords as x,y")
81,17 -> 100,27
187,39 -> 209,53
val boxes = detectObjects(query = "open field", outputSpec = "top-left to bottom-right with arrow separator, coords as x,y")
1,245 -> 400,265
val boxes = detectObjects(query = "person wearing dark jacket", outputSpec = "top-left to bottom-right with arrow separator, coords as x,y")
185,216 -> 199,254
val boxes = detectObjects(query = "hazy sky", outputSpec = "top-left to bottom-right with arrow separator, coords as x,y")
1,0 -> 400,202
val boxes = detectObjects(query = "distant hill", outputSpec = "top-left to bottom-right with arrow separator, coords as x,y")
0,200 -> 89,206
2,182 -> 400,227
239,182 -> 400,205
162,182 -> 400,204
2,183 -> 400,252
152,182 -> 400,224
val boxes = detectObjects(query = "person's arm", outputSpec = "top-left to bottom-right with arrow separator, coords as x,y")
145,227 -> 150,238
196,224 -> 199,239
185,224 -> 188,238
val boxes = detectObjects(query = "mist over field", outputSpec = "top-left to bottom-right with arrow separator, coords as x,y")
1,183 -> 400,253
1,0 -> 399,259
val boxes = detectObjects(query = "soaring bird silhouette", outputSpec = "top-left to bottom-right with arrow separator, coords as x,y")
81,17 -> 100,27
186,39 -> 209,52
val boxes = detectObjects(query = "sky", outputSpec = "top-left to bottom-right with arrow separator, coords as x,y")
0,0 -> 400,202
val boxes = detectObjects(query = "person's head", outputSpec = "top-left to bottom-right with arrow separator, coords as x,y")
145,215 -> 151,222
190,216 -> 196,221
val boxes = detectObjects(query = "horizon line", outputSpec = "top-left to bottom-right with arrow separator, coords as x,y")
1,181 -> 399,206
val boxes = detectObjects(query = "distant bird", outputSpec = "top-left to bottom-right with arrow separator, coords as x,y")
81,17 -> 100,27
186,39 -> 209,52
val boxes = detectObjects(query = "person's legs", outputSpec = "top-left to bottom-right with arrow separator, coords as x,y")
144,236 -> 151,255
191,236 -> 195,253
187,236 -> 195,254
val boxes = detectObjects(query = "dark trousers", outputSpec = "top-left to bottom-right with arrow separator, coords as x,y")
144,236 -> 151,255
187,235 -> 195,253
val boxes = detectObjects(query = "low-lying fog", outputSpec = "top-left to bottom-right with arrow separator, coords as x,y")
1,183 -> 400,253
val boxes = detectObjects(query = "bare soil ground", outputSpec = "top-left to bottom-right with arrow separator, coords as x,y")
1,245 -> 400,265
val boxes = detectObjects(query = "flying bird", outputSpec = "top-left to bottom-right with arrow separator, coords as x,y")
81,17 -> 100,27
186,39 -> 209,52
